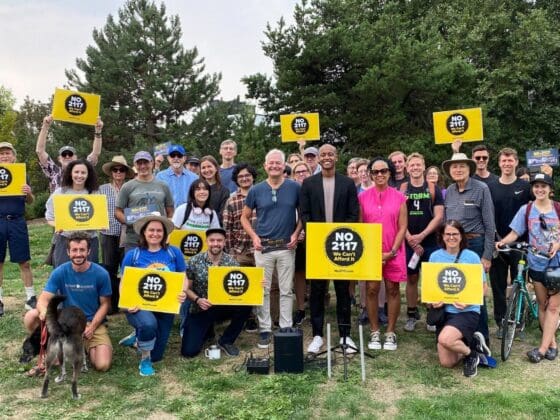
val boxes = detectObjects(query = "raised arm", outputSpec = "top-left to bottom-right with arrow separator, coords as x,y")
36,115 -> 53,165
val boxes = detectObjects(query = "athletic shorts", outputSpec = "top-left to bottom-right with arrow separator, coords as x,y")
85,323 -> 112,352
0,217 -> 30,263
437,311 -> 479,348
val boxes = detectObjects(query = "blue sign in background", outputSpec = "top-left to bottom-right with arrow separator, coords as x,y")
526,148 -> 558,168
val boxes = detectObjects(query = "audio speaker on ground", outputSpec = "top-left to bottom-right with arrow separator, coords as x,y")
273,327 -> 304,373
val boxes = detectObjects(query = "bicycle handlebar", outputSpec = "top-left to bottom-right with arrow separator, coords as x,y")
496,241 -> 550,258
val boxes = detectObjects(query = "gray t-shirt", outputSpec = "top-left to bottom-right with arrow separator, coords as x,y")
322,176 -> 335,223
116,178 -> 173,246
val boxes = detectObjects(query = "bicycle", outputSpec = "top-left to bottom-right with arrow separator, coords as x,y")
496,242 -> 543,361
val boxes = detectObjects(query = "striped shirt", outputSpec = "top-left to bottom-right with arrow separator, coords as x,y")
99,183 -> 123,236
223,189 -> 256,256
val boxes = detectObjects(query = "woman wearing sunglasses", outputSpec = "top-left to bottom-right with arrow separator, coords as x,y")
99,156 -> 135,313
496,173 -> 560,363
358,157 -> 407,351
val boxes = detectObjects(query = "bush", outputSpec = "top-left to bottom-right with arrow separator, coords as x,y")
25,191 -> 49,220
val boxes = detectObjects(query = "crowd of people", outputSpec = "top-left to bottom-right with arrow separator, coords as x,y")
1,114 -> 559,380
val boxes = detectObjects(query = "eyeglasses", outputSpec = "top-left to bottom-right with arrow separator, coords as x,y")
295,170 -> 309,175
271,189 -> 277,204
370,168 -> 390,176
169,153 -> 183,158
111,167 -> 127,173
61,151 -> 74,158
237,174 -> 252,179
474,156 -> 489,161
443,232 -> 460,237
539,213 -> 548,230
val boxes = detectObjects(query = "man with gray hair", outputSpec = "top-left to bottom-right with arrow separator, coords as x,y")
241,149 -> 302,348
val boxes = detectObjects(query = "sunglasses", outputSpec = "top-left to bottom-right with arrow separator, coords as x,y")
539,213 -> 548,230
474,156 -> 489,161
169,153 -> 184,158
112,167 -> 127,173
271,189 -> 277,204
61,151 -> 74,158
370,168 -> 390,176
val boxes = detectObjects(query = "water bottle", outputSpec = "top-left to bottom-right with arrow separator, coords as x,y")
408,252 -> 420,270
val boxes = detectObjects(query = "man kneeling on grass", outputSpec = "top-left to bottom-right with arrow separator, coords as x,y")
181,228 -> 251,358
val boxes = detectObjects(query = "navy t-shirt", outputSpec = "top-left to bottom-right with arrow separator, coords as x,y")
245,179 -> 300,242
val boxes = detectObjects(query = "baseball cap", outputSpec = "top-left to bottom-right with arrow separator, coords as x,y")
167,144 -> 186,156
59,145 -> 77,156
133,151 -> 153,163
187,156 -> 200,165
303,147 -> 319,156
0,142 -> 16,153
530,173 -> 554,187
206,227 -> 226,238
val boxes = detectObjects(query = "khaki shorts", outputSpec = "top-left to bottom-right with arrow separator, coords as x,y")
85,323 -> 112,352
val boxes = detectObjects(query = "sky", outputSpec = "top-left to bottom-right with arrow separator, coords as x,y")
0,0 -> 299,108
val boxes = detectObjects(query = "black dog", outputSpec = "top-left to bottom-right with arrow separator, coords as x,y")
20,326 -> 41,364
41,295 -> 87,400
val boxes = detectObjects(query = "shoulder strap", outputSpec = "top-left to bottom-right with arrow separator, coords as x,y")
525,201 -> 533,230
554,201 -> 560,219
454,249 -> 463,264
399,182 -> 408,195
167,247 -> 176,263
132,247 -> 140,266
427,181 -> 435,205
181,203 -> 193,228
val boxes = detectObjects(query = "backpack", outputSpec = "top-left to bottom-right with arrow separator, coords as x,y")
131,247 -> 176,266
524,201 -> 560,230
180,202 -> 214,228
399,181 -> 436,205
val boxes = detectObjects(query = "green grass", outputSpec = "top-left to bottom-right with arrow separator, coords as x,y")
0,223 -> 558,419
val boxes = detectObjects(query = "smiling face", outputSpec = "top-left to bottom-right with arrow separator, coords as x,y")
472,150 -> 489,171
111,165 -> 127,182
318,145 -> 337,172
449,162 -> 470,184
134,159 -> 153,179
236,168 -> 254,190
370,160 -> 390,188
498,153 -> 518,177
390,153 -> 406,176
532,182 -> 551,200
219,141 -> 237,162
426,167 -> 439,184
143,221 -> 165,248
67,239 -> 90,267
264,151 -> 285,178
407,157 -> 425,181
58,150 -> 77,169
200,160 -> 217,182
167,152 -> 186,172
71,163 -> 88,189
292,162 -> 311,184
194,183 -> 210,206
0,147 -> 16,164
357,163 -> 370,185
442,225 -> 462,253
207,233 -> 225,256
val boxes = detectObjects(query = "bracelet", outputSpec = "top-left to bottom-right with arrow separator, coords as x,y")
94,132 -> 102,136
194,296 -> 200,304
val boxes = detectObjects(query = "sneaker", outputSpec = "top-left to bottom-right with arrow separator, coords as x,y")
340,336 -> 357,354
139,358 -> 155,376
368,330 -> 382,350
495,325 -> 503,339
219,342 -> 240,357
474,332 -> 491,357
307,335 -> 324,354
426,323 -> 437,332
404,318 -> 417,332
0,299 -> 4,317
463,352 -> 479,377
25,296 -> 37,311
293,310 -> 306,326
257,332 -> 271,349
544,347 -> 558,361
358,308 -> 369,325
244,318 -> 258,333
383,332 -> 397,351
527,348 -> 544,363
119,331 -> 137,348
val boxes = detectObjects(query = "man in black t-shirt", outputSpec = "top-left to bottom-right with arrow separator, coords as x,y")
488,147 -> 531,337
401,153 -> 444,332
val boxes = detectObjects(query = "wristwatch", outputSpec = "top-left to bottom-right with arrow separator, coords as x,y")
390,249 -> 397,258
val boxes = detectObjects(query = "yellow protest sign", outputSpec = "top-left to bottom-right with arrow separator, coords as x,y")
53,194 -> 109,231
119,267 -> 184,314
168,229 -> 207,260
0,163 -> 26,196
52,88 -> 101,126
421,262 -> 484,305
280,113 -> 320,142
306,223 -> 382,281
208,267 -> 264,305
432,107 -> 483,144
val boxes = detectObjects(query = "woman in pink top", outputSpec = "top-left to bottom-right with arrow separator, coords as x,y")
359,157 -> 407,351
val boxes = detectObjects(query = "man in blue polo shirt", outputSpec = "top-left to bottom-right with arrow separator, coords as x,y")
0,142 -> 36,316
241,149 -> 302,348
155,144 -> 198,208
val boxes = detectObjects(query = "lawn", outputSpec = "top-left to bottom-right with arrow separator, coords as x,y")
0,223 -> 559,419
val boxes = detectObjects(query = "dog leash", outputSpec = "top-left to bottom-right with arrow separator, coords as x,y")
37,320 -> 48,373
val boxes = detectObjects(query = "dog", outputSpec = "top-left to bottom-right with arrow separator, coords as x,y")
20,325 -> 41,364
41,295 -> 87,400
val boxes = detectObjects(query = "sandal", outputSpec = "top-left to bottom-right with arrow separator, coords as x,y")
25,366 -> 45,377
544,347 -> 558,361
527,348 -> 544,363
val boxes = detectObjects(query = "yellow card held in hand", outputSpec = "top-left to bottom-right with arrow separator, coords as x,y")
432,107 -> 483,144
306,223 -> 382,281
168,230 -> 207,260
280,113 -> 320,142
53,194 -> 109,231
0,163 -> 26,196
208,267 -> 264,305
421,262 -> 484,305
52,88 -> 101,126
119,267 -> 184,314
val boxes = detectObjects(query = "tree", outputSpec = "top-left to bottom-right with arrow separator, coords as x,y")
0,86 -> 16,144
64,0 -> 220,155
244,0 -> 560,168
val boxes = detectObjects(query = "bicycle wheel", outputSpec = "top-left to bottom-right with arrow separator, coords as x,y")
501,283 -> 520,361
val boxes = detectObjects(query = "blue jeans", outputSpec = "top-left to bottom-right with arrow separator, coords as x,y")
467,235 -> 490,342
125,310 -> 175,362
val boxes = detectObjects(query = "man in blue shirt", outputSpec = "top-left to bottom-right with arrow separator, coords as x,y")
155,144 -> 198,208
219,139 -> 239,193
24,233 -> 113,371
241,149 -> 302,348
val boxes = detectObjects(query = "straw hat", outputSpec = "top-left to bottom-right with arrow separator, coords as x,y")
133,215 -> 175,236
441,153 -> 476,177
102,155 -> 134,178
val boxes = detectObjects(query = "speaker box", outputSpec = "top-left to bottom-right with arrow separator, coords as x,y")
273,328 -> 304,373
